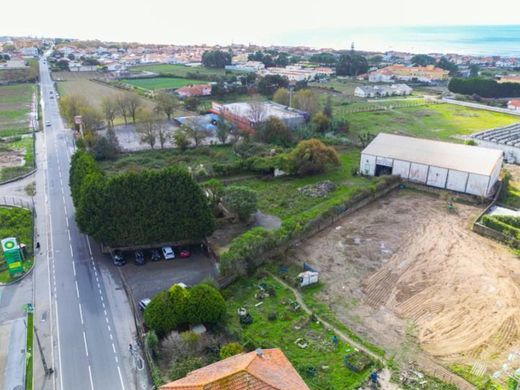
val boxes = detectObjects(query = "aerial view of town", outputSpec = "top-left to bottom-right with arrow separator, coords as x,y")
1,1 -> 520,389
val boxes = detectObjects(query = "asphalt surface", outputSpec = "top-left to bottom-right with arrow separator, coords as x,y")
37,58 -> 145,390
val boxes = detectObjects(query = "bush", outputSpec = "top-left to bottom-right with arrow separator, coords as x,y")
284,139 -> 340,176
481,215 -> 520,240
169,357 -> 204,381
219,342 -> 244,360
223,186 -> 258,221
448,77 -> 520,98
146,330 -> 159,359
144,291 -> 178,337
186,284 -> 226,325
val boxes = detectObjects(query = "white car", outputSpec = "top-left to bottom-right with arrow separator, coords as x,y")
162,246 -> 175,260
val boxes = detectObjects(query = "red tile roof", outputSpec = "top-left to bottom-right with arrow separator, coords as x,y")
160,348 -> 309,390
509,99 -> 520,108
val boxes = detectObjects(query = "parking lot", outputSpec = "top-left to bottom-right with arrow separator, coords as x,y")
115,247 -> 218,303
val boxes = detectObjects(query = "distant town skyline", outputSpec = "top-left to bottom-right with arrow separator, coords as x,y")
4,0 -> 520,48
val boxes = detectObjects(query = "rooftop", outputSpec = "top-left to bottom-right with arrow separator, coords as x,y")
160,348 -> 309,390
472,122 -> 520,147
362,133 -> 503,176
222,102 -> 306,122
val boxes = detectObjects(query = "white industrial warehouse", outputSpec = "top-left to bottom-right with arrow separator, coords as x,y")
360,133 -> 503,197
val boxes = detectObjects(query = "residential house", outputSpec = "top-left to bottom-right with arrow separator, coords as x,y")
160,348 -> 310,390
354,84 -> 413,98
508,99 -> 520,111
175,84 -> 212,98
367,64 -> 449,83
499,75 -> 520,84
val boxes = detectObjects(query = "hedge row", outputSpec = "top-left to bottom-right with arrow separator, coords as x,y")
219,175 -> 399,277
481,215 -> 520,240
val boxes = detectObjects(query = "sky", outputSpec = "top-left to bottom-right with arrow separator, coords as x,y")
4,0 -> 520,48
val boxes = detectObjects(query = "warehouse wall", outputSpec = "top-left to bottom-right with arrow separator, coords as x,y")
446,170 -> 469,193
427,166 -> 448,188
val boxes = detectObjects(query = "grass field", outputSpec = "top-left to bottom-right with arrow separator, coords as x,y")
129,64 -> 228,79
25,311 -> 34,390
98,145 -> 239,175
235,148 -> 375,219
338,103 -> 520,141
54,71 -> 154,112
0,83 -> 34,137
224,274 -> 375,389
0,206 -> 33,283
121,77 -> 205,91
0,136 -> 35,182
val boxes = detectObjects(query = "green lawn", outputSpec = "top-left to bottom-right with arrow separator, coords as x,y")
0,206 -> 33,283
224,274 -> 375,389
235,148 -> 375,219
338,103 -> 520,142
129,64 -> 228,79
121,77 -> 206,91
0,83 -> 34,105
98,145 -> 240,176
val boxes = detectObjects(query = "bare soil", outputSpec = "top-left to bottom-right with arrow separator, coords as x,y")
0,147 -> 24,168
290,189 -> 520,374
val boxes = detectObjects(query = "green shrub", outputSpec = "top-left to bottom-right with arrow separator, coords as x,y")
143,291 -> 177,337
146,330 -> 159,359
223,186 -> 258,221
481,215 -> 520,240
186,284 -> 226,325
219,342 -> 244,360
169,357 -> 204,381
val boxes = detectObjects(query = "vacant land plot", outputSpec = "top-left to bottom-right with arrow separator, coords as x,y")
224,274 -> 375,389
0,83 -> 34,137
54,71 -> 154,111
129,64 -> 228,79
121,77 -> 205,91
338,103 -> 519,141
236,149 -> 375,219
290,190 -> 520,380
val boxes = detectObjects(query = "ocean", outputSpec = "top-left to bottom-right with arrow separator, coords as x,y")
274,25 -> 520,57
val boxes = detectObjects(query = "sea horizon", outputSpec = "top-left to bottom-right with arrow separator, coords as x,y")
270,24 -> 520,58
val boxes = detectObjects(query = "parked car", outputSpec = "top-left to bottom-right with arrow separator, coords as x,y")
135,250 -> 145,265
150,249 -> 161,262
112,250 -> 126,266
138,298 -> 151,312
45,121 -> 51,127
179,248 -> 191,258
162,246 -> 175,260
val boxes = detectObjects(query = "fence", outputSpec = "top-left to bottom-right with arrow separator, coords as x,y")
0,196 -> 34,211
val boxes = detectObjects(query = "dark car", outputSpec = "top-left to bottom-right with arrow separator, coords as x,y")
135,250 -> 145,265
112,250 -> 126,266
150,249 -> 161,262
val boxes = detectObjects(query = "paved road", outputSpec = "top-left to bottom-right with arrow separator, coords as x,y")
35,58 -> 146,390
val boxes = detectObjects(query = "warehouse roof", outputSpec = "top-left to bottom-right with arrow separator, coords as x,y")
362,133 -> 503,176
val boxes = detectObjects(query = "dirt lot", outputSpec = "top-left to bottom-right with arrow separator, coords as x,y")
291,189 -> 520,374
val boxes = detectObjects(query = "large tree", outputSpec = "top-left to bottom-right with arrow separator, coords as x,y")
336,54 -> 368,77
285,139 -> 340,176
155,92 -> 179,121
223,186 -> 258,222
411,54 -> 436,67
436,57 -> 459,76
292,89 -> 320,115
201,50 -> 232,68
257,75 -> 289,96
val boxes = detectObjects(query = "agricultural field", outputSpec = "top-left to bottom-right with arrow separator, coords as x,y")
53,71 -> 154,111
337,102 -> 520,141
128,64 -> 229,79
224,274 -> 376,389
288,189 -> 519,387
121,77 -> 205,91
0,83 -> 35,182
0,83 -> 34,137
0,206 -> 33,283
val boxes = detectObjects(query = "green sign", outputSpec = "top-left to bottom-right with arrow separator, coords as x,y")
1,237 -> 24,276
1,237 -> 18,252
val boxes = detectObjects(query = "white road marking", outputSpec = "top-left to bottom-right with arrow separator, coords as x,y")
69,243 -> 73,256
83,331 -> 89,356
78,303 -> 84,325
72,261 -> 76,276
75,280 -> 80,299
112,343 -> 116,353
88,365 -> 95,390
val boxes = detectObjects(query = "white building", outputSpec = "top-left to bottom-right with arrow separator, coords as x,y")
354,84 -> 412,98
225,61 -> 265,73
360,133 -> 503,197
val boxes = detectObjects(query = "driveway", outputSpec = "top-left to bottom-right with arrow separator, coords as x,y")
117,248 -> 218,303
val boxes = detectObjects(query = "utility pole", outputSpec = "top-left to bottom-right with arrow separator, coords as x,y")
34,326 -> 53,376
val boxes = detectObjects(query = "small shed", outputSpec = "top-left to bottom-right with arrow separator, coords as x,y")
360,133 -> 503,197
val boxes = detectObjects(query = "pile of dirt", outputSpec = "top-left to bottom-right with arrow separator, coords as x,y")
298,180 -> 337,197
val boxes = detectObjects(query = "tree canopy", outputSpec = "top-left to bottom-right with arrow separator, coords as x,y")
257,75 -> 289,96
448,77 -> 520,98
284,139 -> 340,176
70,151 -> 215,247
411,54 -> 436,67
336,54 -> 368,76
202,50 -> 232,68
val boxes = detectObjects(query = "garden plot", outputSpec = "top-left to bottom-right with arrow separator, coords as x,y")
290,189 -> 520,375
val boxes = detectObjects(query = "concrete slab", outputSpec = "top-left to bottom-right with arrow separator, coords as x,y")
3,317 -> 26,390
